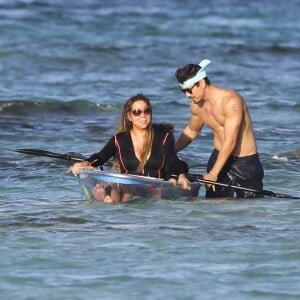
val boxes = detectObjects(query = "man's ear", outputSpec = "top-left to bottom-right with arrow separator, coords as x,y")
199,78 -> 205,89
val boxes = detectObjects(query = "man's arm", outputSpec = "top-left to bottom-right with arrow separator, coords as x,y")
175,113 -> 204,152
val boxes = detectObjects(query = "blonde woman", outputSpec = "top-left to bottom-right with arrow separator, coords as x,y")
68,93 -> 190,202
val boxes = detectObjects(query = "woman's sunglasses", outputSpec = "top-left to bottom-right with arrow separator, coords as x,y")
131,108 -> 152,116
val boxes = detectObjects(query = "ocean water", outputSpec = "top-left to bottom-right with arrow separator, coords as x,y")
0,0 -> 300,299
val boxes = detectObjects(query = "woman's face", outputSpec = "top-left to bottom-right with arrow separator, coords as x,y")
127,100 -> 152,130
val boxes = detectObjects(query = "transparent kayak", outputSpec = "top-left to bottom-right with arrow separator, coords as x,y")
78,170 -> 201,202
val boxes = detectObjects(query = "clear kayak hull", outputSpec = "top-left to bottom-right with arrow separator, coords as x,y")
78,170 -> 201,202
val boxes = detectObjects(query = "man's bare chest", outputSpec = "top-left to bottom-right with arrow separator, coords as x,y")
193,102 -> 225,127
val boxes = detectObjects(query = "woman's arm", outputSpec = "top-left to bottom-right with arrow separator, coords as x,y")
68,136 -> 116,176
86,136 -> 116,167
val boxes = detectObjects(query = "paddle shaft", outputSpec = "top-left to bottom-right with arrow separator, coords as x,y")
11,148 -> 300,199
189,174 -> 300,199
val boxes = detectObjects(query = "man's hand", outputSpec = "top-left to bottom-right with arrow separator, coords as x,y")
202,171 -> 218,192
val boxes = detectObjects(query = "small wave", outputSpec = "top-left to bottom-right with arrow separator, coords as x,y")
226,43 -> 300,56
0,216 -> 89,229
0,99 -> 117,115
272,155 -> 288,162
267,99 -> 300,109
277,149 -> 300,159
261,149 -> 300,173
268,44 -> 300,54
268,148 -> 300,162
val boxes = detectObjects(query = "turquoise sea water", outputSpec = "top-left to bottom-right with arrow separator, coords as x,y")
0,1 -> 299,299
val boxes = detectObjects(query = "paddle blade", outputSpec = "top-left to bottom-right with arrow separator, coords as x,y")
270,192 -> 300,200
11,148 -> 85,162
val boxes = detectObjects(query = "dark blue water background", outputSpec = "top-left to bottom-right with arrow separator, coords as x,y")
0,1 -> 299,299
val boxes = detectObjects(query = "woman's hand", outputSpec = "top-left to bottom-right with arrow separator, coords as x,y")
177,174 -> 191,190
67,161 -> 95,177
168,177 -> 177,185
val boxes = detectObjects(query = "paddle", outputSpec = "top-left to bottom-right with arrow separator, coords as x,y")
10,148 -> 86,162
9,148 -> 112,168
10,148 -> 300,199
188,173 -> 300,200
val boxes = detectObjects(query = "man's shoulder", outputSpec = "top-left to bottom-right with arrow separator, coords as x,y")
220,88 -> 243,104
216,86 -> 239,97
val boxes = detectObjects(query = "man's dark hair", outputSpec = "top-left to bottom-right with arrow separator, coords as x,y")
175,64 -> 211,85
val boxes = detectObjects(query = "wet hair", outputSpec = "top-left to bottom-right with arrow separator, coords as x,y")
175,64 -> 211,85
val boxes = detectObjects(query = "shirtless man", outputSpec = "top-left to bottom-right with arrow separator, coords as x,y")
174,59 -> 264,198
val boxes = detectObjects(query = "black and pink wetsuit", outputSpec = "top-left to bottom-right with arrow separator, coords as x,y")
87,126 -> 188,180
